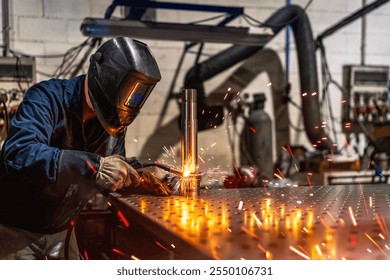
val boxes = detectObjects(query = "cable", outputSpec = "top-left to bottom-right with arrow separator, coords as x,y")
241,0 -> 314,28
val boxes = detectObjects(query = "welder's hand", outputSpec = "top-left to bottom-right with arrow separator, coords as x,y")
95,155 -> 140,192
135,170 -> 171,196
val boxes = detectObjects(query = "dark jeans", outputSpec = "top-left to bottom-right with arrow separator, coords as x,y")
0,224 -> 80,260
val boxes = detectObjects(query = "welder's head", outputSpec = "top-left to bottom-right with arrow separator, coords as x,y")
88,37 -> 161,138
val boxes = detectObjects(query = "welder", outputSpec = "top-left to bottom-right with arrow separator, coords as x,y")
0,37 -> 169,259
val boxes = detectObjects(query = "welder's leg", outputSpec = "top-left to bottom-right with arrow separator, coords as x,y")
0,224 -> 80,259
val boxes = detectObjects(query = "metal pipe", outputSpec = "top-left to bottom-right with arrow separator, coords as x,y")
180,89 -> 199,197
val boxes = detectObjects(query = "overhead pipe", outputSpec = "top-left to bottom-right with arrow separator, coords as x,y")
184,4 -> 333,150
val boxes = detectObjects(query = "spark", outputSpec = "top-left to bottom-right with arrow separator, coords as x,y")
326,211 -> 337,224
302,92 -> 307,97
311,92 -> 317,96
131,255 -> 140,260
348,206 -> 357,227
369,196 -> 373,208
341,99 -> 347,103
112,248 -> 130,258
198,155 -> 205,164
379,233 -> 385,240
375,214 -> 390,238
250,127 -> 256,133
252,212 -> 263,228
274,173 -> 284,180
238,201 -> 243,210
241,226 -> 260,240
342,134 -> 350,148
133,138 -> 138,142
315,245 -> 322,256
210,142 -> 217,147
386,245 -> 390,251
227,228 -> 232,232
267,82 -> 272,87
86,160 -> 97,173
365,233 -> 388,258
302,227 -> 309,233
289,245 -> 310,260
155,242 -> 172,252
83,250 -> 89,260
228,87 -> 231,91
276,167 -> 285,179
224,93 -> 228,100
117,210 -> 129,228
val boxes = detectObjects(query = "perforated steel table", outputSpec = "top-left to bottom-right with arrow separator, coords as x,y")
110,184 -> 390,260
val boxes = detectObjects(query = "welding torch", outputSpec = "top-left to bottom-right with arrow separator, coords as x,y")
125,157 -> 183,177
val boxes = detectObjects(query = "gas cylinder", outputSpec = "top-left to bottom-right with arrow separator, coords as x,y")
240,93 -> 273,179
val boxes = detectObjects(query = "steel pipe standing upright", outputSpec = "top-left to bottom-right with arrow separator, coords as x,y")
180,88 -> 199,197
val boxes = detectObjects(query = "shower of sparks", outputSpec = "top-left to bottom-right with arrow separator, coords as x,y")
348,207 -> 357,227
289,246 -> 310,260
365,232 -> 388,258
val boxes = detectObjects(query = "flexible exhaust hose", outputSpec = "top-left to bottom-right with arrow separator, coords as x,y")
184,4 -> 332,150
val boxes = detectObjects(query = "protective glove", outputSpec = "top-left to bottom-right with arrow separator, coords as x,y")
95,155 -> 140,192
131,170 -> 171,196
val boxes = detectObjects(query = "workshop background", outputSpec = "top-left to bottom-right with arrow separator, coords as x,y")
1,0 -> 388,187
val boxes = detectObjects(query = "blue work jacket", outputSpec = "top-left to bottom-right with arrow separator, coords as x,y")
0,75 -> 125,233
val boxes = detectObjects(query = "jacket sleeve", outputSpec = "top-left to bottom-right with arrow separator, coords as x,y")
2,84 -> 99,195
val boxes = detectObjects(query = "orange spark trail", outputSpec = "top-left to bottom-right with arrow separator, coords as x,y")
342,134 -> 350,148
276,168 -> 285,179
307,174 -> 313,190
348,207 -> 357,227
365,233 -> 389,258
289,246 -> 310,260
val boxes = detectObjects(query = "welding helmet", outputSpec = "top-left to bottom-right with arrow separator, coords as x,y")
88,37 -> 161,137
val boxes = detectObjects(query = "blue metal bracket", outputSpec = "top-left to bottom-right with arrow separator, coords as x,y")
105,0 -> 244,26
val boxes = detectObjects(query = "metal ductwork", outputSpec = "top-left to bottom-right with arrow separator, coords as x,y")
184,4 -> 333,151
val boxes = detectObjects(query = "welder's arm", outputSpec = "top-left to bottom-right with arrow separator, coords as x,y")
2,88 -> 99,194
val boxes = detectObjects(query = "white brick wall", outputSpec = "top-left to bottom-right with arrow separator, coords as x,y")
5,0 -> 390,181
